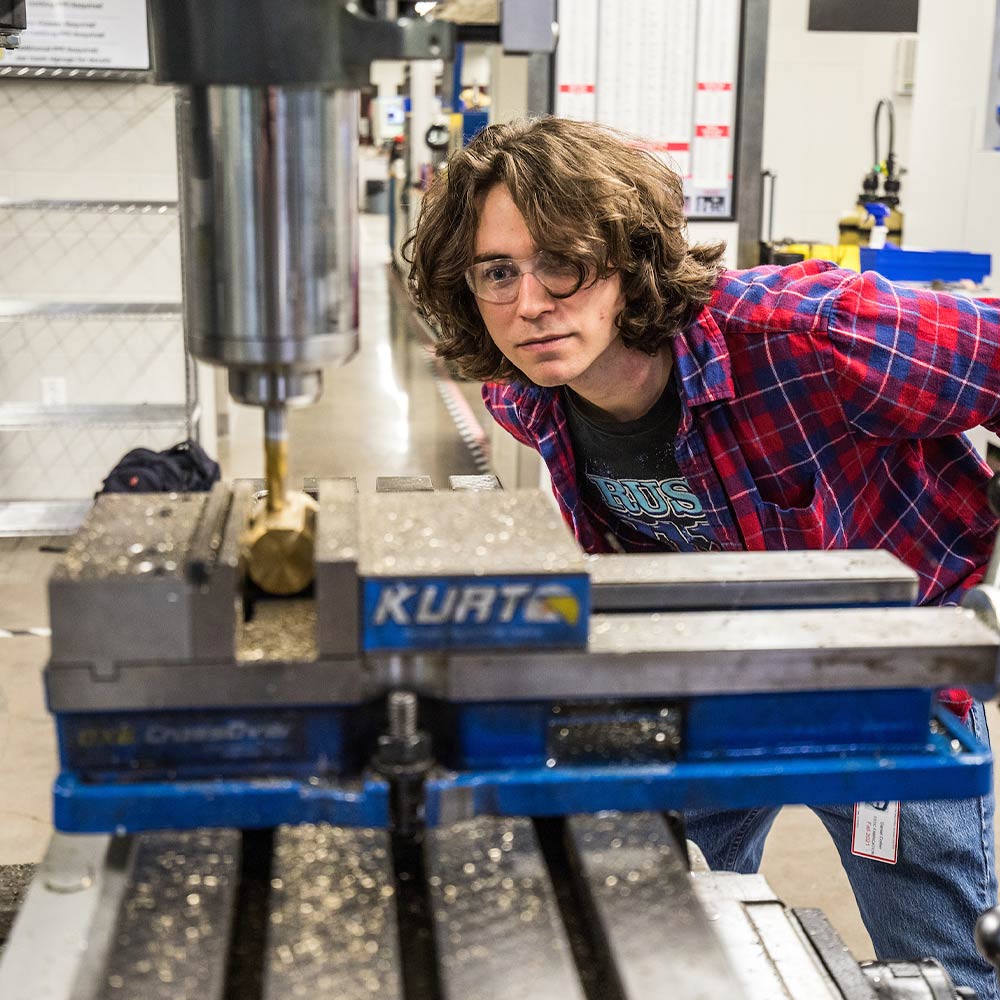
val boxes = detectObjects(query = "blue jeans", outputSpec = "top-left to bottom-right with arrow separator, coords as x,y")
686,700 -> 999,999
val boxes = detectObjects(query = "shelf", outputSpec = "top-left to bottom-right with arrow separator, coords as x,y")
0,499 -> 92,537
0,198 -> 177,214
0,66 -> 150,83
0,300 -> 182,319
0,403 -> 199,430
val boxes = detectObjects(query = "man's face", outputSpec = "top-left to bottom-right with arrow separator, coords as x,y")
472,184 -> 625,389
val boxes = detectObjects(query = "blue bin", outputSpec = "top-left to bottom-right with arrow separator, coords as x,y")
859,246 -> 992,283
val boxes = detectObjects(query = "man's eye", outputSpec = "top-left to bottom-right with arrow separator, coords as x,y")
483,264 -> 517,283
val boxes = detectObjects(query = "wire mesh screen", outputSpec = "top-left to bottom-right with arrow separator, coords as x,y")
0,424 -> 182,501
0,79 -> 190,531
0,80 -> 176,199
0,305 -> 188,498
0,306 -> 185,405
0,202 -> 181,300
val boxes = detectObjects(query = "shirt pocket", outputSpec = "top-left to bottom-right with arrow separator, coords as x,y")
754,470 -> 841,550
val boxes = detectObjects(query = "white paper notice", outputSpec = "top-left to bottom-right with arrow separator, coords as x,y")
851,801 -> 900,864
549,0 -> 741,219
555,0 -> 599,122
5,0 -> 150,71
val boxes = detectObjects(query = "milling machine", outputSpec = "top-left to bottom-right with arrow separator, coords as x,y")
2,3 -> 1000,999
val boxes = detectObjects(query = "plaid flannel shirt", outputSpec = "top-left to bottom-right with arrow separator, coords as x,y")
484,261 -> 1000,714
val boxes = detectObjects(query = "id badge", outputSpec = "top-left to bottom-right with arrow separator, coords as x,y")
851,801 -> 900,864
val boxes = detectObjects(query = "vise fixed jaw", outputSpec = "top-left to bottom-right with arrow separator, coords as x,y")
45,480 -> 367,715
47,484 -> 242,680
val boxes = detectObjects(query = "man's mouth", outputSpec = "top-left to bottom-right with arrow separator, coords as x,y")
519,333 -> 571,350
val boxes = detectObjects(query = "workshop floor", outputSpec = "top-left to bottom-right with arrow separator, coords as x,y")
1,213 -> 997,964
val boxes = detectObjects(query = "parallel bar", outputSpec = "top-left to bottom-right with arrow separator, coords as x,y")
264,825 -> 402,1000
190,481 -> 247,661
589,550 -> 918,610
99,830 -> 240,1000
375,476 -> 434,492
426,818 -> 586,1000
566,813 -> 747,1000
448,475 -> 500,492
441,606 -> 1000,700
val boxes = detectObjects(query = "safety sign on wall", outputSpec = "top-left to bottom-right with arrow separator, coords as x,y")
4,0 -> 150,71
555,0 -> 740,221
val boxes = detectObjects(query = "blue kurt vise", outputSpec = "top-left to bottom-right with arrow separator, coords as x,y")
44,478 -> 1000,833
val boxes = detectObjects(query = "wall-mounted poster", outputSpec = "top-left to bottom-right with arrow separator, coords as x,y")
555,0 -> 741,222
3,0 -> 149,71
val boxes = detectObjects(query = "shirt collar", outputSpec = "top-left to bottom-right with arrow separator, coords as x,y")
509,381 -> 556,430
508,300 -> 735,424
670,304 -> 735,406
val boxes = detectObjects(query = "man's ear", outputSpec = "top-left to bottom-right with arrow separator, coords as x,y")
614,300 -> 628,330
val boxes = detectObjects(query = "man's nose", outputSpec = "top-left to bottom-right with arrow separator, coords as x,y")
515,271 -> 555,318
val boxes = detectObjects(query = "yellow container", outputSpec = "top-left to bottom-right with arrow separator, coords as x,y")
781,243 -> 861,272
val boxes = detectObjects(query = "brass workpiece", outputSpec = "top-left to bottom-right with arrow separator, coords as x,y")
243,490 -> 319,595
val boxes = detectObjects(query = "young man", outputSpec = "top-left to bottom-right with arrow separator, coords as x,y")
407,116 -> 1000,997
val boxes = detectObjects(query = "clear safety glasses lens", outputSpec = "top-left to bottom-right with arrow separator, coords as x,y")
465,253 -> 582,304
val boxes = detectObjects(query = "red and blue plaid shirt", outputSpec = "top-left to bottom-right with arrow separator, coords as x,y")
484,261 -> 1000,610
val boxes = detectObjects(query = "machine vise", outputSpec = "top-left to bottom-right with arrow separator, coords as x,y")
40,478 -> 1000,835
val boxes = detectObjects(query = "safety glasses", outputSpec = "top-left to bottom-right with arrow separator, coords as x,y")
464,250 -> 585,304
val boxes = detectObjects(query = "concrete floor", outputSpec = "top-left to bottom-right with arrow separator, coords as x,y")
1,213 -> 997,967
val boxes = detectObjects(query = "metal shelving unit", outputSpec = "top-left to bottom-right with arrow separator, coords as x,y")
0,200 -> 194,536
0,402 -> 196,429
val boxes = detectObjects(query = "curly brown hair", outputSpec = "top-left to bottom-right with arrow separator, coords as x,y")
404,116 -> 726,384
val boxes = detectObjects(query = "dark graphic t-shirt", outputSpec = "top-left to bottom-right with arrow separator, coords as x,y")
563,384 -> 718,551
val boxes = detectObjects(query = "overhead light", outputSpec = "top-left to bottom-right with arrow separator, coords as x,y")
415,2 -> 439,13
